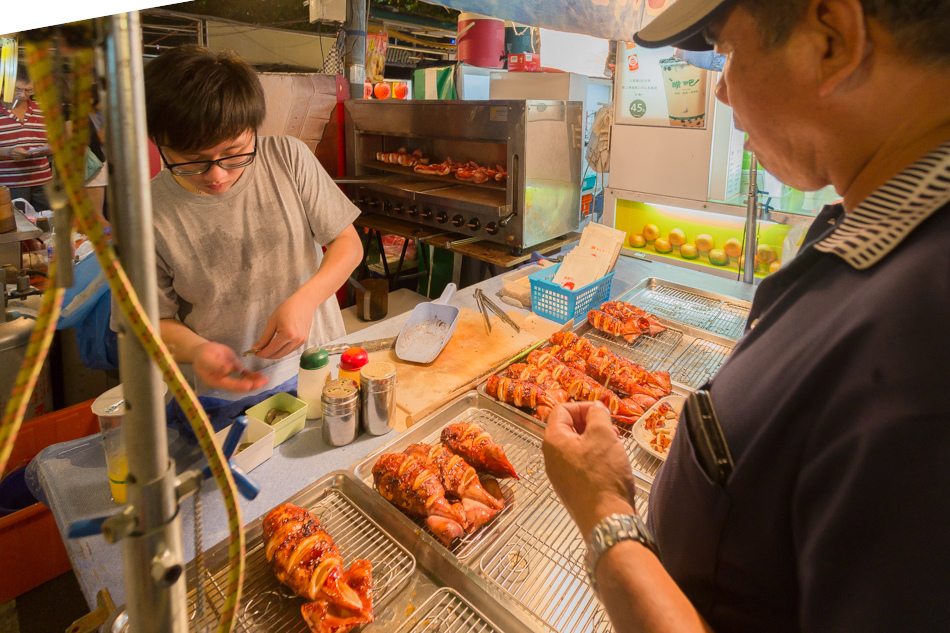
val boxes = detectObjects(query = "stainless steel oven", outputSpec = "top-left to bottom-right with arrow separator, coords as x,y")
344,99 -> 583,252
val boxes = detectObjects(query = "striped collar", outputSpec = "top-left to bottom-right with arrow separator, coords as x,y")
814,140 -> 950,269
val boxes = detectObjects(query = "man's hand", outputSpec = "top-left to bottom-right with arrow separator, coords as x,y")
251,292 -> 314,359
543,401 -> 640,540
194,341 -> 268,393
10,147 -> 31,160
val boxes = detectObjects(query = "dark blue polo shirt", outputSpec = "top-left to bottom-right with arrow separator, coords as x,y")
648,141 -> 950,633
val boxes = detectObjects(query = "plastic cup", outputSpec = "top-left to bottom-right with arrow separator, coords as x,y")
659,56 -> 708,128
90,383 -> 167,504
91,385 -> 129,504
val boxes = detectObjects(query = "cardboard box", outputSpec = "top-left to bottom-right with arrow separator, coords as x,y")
213,416 -> 275,473
508,53 -> 541,72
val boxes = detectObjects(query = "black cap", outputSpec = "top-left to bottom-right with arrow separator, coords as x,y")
633,0 -> 732,51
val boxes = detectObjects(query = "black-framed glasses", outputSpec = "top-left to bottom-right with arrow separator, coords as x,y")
158,134 -> 257,176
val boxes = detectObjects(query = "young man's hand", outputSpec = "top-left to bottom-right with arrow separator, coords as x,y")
251,293 -> 315,359
10,147 -> 32,160
194,341 -> 268,392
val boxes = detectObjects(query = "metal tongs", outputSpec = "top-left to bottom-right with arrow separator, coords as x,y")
474,288 -> 521,335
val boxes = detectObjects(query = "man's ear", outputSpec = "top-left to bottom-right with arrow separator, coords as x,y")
805,0 -> 871,97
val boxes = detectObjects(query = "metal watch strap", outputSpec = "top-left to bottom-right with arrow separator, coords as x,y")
585,513 -> 658,597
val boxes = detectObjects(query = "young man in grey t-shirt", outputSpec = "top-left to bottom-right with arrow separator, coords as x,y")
143,46 -> 362,393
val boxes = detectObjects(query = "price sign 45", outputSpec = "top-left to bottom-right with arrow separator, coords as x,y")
629,99 -> 648,118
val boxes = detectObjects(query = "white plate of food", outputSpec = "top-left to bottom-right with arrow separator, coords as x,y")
632,395 -> 686,460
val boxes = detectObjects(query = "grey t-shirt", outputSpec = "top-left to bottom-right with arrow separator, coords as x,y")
150,135 -> 359,381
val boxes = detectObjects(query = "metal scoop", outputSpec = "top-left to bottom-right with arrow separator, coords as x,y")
395,283 -> 459,364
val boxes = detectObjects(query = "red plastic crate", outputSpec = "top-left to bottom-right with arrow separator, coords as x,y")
0,400 -> 99,602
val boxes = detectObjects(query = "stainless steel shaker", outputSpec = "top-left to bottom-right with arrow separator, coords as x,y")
359,361 -> 397,435
321,378 -> 360,446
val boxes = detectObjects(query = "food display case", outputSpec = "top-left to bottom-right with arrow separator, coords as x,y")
345,99 -> 584,252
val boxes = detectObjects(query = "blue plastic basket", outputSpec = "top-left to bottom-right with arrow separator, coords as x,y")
529,263 -> 614,324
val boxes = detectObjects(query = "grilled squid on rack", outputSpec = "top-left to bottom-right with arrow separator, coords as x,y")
404,442 -> 503,533
600,301 -> 667,336
588,309 -> 642,343
441,421 -> 520,480
372,452 -> 467,545
262,504 -> 373,633
546,331 -> 671,402
485,375 -> 567,409
516,354 -> 645,423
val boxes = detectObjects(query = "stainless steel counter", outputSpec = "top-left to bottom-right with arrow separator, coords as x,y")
31,253 -> 754,614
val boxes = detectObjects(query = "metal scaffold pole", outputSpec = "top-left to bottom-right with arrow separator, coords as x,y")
344,0 -> 368,98
102,12 -> 189,632
742,153 -> 759,285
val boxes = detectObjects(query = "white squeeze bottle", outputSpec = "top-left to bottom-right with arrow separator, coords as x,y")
298,348 -> 332,420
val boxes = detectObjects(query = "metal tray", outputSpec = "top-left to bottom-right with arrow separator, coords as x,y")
478,486 -> 650,633
579,279 -> 743,390
393,587 -> 507,633
617,278 -> 752,341
351,392 -> 549,563
185,472 -> 416,632
609,278 -> 747,390
185,471 -> 546,632
475,377 -> 686,485
477,278 -> 745,483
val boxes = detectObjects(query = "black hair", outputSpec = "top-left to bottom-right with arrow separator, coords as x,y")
143,45 -> 266,152
16,64 -> 30,84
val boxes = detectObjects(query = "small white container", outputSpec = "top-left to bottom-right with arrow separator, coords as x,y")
214,416 -> 274,473
298,347 -> 332,420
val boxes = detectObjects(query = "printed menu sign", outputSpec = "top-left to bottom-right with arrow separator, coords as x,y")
616,42 -> 709,129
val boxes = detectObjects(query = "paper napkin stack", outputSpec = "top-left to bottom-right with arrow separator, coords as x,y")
552,223 -> 626,290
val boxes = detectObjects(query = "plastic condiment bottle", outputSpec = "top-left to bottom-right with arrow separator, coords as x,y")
298,348 -> 331,420
338,347 -> 369,386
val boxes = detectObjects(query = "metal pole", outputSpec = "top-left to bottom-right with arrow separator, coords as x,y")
742,153 -> 759,285
343,0 -> 368,98
103,13 -> 188,632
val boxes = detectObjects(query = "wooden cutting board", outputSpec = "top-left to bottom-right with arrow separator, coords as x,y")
368,308 -> 540,428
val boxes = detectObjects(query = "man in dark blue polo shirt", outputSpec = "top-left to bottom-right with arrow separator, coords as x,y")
542,1 -> 950,632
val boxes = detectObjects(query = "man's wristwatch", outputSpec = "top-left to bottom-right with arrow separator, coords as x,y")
585,513 -> 658,596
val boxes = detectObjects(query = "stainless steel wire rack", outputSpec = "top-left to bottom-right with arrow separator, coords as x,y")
586,328 -> 683,371
624,437 -> 665,482
394,587 -> 506,633
617,281 -> 751,342
626,285 -> 723,329
186,487 -> 415,632
423,408 -> 548,562
478,487 -> 650,633
702,303 -> 749,341
354,398 -> 550,562
668,338 -> 734,390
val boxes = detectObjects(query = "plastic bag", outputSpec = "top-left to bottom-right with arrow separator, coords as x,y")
781,224 -> 809,264
57,252 -> 119,370
381,234 -> 416,260
84,147 -> 104,184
